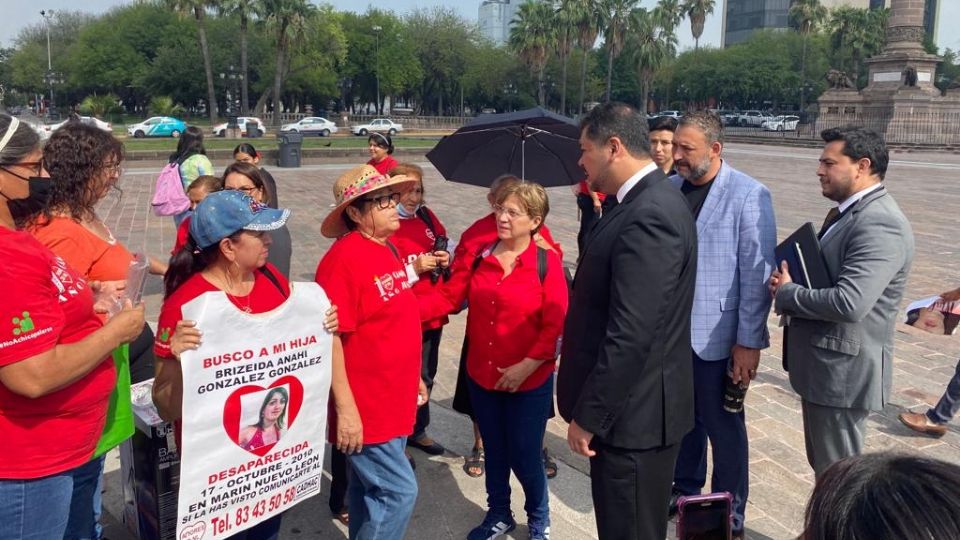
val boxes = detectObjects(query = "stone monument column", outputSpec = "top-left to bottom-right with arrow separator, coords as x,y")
863,0 -> 939,97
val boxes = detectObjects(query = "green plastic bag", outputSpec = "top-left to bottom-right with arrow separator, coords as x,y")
93,344 -> 135,457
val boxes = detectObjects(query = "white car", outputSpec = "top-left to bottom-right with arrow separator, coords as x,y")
280,117 -> 338,137
212,117 -> 266,137
44,116 -> 112,136
654,110 -> 682,119
351,118 -> 403,136
738,110 -> 773,127
761,115 -> 800,132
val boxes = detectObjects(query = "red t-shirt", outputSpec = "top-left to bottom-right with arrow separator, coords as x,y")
391,207 -> 449,331
452,213 -> 563,276
577,180 -> 606,201
367,156 -> 398,176
0,229 -> 114,479
154,263 -> 290,447
420,239 -> 568,391
31,216 -> 134,281
314,232 -> 421,444
172,216 -> 191,255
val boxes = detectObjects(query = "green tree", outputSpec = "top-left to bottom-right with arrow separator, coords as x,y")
406,7 -> 478,115
601,0 -> 636,102
261,0 -> 316,125
629,7 -> 676,113
571,0 -> 604,114
790,0 -> 826,110
554,0 -> 579,115
683,0 -> 715,50
168,0 -> 221,123
78,93 -> 121,117
510,1 -> 556,106
149,95 -> 187,116
219,0 -> 263,114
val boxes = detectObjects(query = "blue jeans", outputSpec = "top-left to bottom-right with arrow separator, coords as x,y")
468,376 -> 551,526
928,357 -> 960,424
0,459 -> 103,540
64,456 -> 106,540
673,354 -> 749,532
346,437 -> 418,540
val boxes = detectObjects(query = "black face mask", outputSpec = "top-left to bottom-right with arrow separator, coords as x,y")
0,168 -> 53,227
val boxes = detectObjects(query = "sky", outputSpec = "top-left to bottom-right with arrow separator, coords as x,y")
2,1 -> 957,54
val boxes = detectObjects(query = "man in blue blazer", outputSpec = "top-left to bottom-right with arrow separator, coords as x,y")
668,111 -> 777,538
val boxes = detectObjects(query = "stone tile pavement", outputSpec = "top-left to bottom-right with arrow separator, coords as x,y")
99,143 -> 960,539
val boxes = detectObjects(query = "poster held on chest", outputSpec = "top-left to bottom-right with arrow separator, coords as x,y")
175,283 -> 332,540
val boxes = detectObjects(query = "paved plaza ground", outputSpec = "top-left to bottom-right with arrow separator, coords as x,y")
100,142 -> 960,539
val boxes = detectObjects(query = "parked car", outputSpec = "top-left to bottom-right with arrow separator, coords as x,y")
654,110 -> 683,119
350,118 -> 403,136
44,116 -> 112,136
280,116 -> 338,136
127,116 -> 187,138
761,115 -> 800,132
717,110 -> 740,126
738,110 -> 771,127
212,117 -> 266,137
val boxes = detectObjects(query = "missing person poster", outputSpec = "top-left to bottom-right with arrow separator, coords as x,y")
176,283 -> 333,540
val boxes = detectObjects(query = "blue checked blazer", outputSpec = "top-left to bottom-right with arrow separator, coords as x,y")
670,161 -> 777,361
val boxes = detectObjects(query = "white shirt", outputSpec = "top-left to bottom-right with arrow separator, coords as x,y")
616,162 -> 660,203
822,182 -> 884,239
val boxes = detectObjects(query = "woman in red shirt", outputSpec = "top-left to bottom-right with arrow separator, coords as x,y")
366,132 -> 398,175
0,114 -> 144,540
315,164 -> 442,540
151,190 -> 342,540
388,163 -> 449,456
419,182 -> 568,540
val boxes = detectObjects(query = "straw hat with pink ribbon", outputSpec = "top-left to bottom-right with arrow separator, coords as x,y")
321,164 -> 418,238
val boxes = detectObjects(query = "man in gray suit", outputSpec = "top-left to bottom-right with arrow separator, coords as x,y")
769,126 -> 914,476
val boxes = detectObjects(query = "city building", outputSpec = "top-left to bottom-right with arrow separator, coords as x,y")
722,0 -> 939,47
478,0 -> 523,46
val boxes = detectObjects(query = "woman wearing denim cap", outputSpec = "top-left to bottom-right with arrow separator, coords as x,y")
314,164 -> 448,540
152,190 -> 341,540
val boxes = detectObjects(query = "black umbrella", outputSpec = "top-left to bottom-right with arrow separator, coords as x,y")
425,107 -> 583,187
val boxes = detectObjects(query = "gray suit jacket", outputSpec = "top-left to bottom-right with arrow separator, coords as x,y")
775,187 -> 914,411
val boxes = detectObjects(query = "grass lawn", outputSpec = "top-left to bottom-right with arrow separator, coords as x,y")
119,134 -> 441,152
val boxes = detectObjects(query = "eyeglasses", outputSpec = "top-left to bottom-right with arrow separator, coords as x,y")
493,204 -> 527,220
232,186 -> 259,194
10,161 -> 43,175
362,192 -> 401,209
102,162 -> 123,175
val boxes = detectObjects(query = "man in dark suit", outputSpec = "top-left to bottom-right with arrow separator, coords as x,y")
769,126 -> 914,476
557,102 -> 698,540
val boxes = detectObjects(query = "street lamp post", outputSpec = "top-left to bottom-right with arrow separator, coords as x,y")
219,65 -> 243,135
372,25 -> 382,116
40,10 -> 56,118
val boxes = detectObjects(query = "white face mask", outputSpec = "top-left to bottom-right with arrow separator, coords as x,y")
396,202 -> 420,218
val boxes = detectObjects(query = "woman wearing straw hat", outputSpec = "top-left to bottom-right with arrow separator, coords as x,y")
315,164 -> 447,540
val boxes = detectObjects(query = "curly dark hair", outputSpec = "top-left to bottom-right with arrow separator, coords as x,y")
33,123 -> 124,226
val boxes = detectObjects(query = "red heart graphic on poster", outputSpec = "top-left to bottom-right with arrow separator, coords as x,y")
222,376 -> 304,456
179,521 -> 206,540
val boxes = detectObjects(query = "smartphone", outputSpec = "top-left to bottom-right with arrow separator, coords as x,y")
676,492 -> 732,540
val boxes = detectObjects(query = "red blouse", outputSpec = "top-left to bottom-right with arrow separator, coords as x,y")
391,207 -> 449,331
419,239 -> 568,392
367,156 -> 399,176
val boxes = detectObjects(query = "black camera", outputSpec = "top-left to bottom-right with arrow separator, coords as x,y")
431,235 -> 451,284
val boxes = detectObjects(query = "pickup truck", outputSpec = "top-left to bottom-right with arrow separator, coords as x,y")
738,110 -> 771,127
351,118 -> 404,136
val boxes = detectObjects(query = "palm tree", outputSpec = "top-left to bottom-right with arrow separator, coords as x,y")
261,0 -> 315,126
571,0 -> 604,114
601,0 -> 636,102
168,0 -> 220,123
790,0 -> 826,110
683,0 -> 715,50
509,1 -> 556,106
655,0 -> 684,34
555,0 -> 578,115
219,0 -> 263,115
630,7 -> 677,114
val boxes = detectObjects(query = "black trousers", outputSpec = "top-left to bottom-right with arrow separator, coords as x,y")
589,440 -> 680,540
328,447 -> 348,514
412,327 -> 443,439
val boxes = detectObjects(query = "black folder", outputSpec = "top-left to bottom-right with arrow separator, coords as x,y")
775,223 -> 832,289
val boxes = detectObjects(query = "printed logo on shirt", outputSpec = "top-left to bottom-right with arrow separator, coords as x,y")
373,270 -> 411,301
424,228 -> 436,242
159,327 -> 172,342
12,311 -> 34,335
50,256 -> 86,304
0,311 -> 54,350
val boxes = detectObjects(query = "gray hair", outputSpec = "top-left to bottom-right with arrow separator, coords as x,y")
678,110 -> 724,146
0,115 -> 41,166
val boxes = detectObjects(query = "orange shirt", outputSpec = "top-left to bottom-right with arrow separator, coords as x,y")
31,216 -> 134,282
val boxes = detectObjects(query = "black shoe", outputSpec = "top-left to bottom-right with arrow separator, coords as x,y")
407,436 -> 445,456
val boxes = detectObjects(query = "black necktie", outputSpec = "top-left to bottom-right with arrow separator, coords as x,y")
817,207 -> 842,239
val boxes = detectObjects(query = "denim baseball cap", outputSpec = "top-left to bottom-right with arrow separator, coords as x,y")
190,190 -> 290,249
